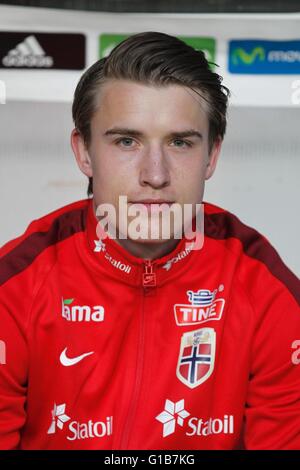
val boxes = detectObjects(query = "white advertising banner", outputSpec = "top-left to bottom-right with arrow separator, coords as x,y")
0,5 -> 299,106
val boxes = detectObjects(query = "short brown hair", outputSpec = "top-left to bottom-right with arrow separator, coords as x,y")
72,31 -> 230,196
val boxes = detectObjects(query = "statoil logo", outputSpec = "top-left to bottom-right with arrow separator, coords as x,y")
47,403 -> 113,441
156,399 -> 234,438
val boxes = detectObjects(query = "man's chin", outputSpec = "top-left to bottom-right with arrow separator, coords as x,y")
124,235 -> 177,245
117,226 -> 184,244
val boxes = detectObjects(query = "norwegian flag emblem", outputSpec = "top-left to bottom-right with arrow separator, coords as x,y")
176,328 -> 216,389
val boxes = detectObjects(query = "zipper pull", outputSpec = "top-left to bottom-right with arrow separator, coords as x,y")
143,259 -> 156,289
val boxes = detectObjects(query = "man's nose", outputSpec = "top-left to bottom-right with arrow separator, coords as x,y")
139,145 -> 171,189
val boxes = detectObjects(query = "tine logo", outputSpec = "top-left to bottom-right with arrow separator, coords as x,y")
174,286 -> 225,326
59,348 -> 94,367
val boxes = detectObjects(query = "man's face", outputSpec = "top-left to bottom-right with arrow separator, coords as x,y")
73,79 -> 221,243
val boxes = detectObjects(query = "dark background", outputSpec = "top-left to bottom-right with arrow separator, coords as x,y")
0,0 -> 299,13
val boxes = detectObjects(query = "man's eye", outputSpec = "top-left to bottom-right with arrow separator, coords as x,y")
116,137 -> 135,147
172,139 -> 192,148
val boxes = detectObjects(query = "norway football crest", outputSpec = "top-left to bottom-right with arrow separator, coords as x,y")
176,328 -> 216,389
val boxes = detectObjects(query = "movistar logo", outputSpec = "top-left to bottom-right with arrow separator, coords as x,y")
229,40 -> 300,74
231,46 -> 265,65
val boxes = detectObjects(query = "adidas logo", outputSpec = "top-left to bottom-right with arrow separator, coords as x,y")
2,35 -> 53,68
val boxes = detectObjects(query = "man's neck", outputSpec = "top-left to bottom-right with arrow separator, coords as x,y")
113,236 -> 181,260
92,199 -> 183,260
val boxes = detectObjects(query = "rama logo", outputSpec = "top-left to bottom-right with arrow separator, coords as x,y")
62,298 -> 105,322
156,399 -> 190,437
47,403 -> 70,434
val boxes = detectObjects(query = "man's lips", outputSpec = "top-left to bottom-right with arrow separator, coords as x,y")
128,200 -> 175,213
129,200 -> 175,204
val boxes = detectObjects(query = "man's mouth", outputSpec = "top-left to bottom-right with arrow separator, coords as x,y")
129,200 -> 175,212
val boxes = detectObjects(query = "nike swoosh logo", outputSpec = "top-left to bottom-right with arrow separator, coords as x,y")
60,348 -> 94,366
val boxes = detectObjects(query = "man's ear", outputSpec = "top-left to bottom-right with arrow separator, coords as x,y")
205,137 -> 222,180
70,128 -> 93,178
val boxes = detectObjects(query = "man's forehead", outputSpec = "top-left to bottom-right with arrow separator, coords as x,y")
93,79 -> 209,130
97,79 -> 208,110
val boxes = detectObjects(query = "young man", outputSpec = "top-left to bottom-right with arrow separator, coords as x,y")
0,32 -> 300,450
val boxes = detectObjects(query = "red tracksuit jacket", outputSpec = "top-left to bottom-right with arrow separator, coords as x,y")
0,198 -> 300,450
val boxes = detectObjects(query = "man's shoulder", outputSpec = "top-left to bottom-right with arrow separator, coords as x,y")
0,199 -> 90,287
1,199 -> 89,250
203,199 -> 269,246
31,198 -> 89,226
203,200 -> 300,307
203,198 -> 282,268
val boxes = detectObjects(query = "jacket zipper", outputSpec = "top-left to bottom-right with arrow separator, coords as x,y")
142,259 -> 157,290
119,260 -> 156,449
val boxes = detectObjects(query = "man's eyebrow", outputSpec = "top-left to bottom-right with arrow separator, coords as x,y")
168,129 -> 203,140
104,128 -> 144,138
103,127 -> 203,140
